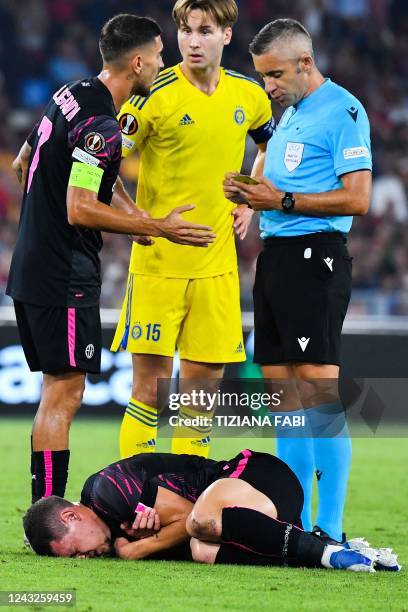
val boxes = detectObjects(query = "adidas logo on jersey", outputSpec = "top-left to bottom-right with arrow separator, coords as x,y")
179,113 -> 195,125
236,341 -> 244,353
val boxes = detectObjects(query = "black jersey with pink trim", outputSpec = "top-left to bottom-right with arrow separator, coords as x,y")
81,450 -> 303,543
79,452 -> 260,538
7,78 -> 122,307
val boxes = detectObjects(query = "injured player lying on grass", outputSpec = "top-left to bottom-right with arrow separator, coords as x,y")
23,450 -> 400,572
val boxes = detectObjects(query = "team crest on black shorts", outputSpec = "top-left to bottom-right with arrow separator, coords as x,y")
85,344 -> 95,359
119,113 -> 138,135
85,132 -> 105,154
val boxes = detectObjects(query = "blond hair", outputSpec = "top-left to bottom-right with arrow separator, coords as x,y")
172,0 -> 238,29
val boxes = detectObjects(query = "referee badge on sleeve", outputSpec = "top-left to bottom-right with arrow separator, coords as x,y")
284,142 -> 304,172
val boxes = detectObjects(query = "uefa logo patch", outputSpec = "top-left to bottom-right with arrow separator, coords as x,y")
234,107 -> 246,125
131,324 -> 142,340
84,132 -> 105,154
119,113 -> 138,135
85,344 -> 94,359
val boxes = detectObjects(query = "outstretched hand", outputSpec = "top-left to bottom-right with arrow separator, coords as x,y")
161,205 -> 215,246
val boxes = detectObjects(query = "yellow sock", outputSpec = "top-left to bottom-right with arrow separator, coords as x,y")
119,398 -> 158,458
171,406 -> 212,458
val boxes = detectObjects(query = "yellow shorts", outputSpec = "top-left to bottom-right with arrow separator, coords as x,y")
111,270 -> 246,363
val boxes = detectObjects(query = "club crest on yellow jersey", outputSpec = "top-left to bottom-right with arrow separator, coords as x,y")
234,107 -> 246,125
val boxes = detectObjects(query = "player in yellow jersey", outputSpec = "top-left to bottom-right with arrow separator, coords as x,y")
111,0 -> 274,458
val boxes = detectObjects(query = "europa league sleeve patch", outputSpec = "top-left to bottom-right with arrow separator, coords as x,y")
84,132 -> 106,154
119,113 -> 138,135
68,116 -> 122,169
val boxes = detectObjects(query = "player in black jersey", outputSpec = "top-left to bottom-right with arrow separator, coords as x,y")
23,450 -> 398,571
7,14 -> 215,506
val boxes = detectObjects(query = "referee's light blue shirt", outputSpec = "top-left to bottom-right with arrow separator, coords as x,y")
261,79 -> 372,237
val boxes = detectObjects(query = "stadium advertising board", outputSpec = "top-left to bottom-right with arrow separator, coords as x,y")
1,325 -> 407,432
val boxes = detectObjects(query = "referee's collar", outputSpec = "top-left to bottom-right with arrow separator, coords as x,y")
296,78 -> 332,110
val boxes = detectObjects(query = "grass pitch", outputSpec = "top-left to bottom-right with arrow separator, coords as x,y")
0,417 -> 406,612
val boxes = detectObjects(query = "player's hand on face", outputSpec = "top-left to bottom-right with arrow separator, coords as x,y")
161,205 -> 216,247
132,506 -> 161,534
120,506 -> 160,540
223,172 -> 249,204
232,205 -> 254,240
114,537 -> 138,559
229,176 -> 281,212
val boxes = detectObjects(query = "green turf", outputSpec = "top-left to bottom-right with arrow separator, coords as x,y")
0,418 -> 406,611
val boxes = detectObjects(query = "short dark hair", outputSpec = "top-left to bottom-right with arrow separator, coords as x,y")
99,14 -> 162,64
249,18 -> 312,56
23,496 -> 74,556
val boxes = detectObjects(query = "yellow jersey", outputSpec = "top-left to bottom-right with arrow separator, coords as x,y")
119,63 -> 273,278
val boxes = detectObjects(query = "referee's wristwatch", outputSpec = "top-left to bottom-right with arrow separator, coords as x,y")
281,192 -> 295,213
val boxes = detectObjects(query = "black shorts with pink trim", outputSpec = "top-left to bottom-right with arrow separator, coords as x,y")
13,300 -> 101,374
220,450 -> 304,528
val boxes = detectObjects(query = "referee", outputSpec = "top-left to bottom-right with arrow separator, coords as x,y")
224,19 -> 372,543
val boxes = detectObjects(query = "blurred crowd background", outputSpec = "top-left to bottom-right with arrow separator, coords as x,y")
0,0 -> 407,314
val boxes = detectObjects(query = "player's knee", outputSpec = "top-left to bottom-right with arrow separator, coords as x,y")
186,512 -> 195,536
186,511 -> 221,541
132,383 -> 157,408
40,382 -> 84,419
132,356 -> 173,406
57,384 -> 84,416
190,538 -> 217,564
132,375 -> 165,407
297,376 -> 338,407
68,384 -> 85,408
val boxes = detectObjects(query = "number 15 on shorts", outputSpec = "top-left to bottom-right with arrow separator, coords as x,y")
131,322 -> 161,342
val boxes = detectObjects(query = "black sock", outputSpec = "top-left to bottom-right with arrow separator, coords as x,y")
221,507 -> 325,568
30,436 -> 36,504
215,542 -> 284,566
31,450 -> 70,502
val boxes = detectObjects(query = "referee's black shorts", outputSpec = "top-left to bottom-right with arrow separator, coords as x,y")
220,450 -> 304,527
13,300 -> 101,374
253,231 -> 352,366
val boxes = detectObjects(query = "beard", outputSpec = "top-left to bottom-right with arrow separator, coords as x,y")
130,80 -> 151,97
